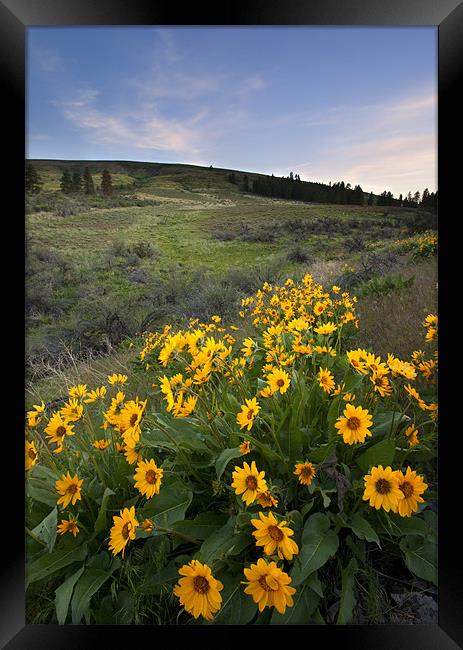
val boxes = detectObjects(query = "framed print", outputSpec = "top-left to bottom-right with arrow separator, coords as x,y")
1,0 -> 461,647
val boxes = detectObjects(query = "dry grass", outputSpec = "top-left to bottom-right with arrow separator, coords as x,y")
354,258 -> 437,358
25,340 -> 153,410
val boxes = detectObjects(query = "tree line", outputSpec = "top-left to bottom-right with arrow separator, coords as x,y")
238,170 -> 436,209
25,163 -> 114,196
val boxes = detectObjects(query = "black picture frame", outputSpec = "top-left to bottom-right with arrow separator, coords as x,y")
2,0 -> 460,647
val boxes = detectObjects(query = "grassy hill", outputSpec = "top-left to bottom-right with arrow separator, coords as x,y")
25,159 -> 437,405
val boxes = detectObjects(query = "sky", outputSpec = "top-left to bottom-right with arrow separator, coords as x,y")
27,27 -> 437,197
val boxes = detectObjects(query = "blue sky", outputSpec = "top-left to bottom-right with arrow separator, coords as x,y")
27,27 -> 437,197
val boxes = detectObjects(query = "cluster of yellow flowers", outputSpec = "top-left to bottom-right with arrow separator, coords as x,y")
25,272 -> 437,624
395,230 -> 437,258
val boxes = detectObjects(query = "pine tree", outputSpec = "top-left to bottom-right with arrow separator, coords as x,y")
101,169 -> 113,196
72,171 -> 82,193
83,167 -> 95,194
60,169 -> 73,194
25,163 -> 42,194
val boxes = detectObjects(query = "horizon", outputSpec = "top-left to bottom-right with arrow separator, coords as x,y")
27,27 -> 437,197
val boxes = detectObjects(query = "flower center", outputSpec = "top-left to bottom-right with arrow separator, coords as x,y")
375,478 -> 391,494
258,575 -> 272,592
245,475 -> 258,490
268,525 -> 284,542
28,448 -> 37,460
56,425 -> 67,437
193,576 -> 210,594
247,409 -> 255,420
145,469 -> 158,484
400,481 -> 414,498
277,379 -> 284,387
130,413 -> 138,426
301,466 -> 313,478
122,522 -> 132,539
346,417 -> 361,430
66,483 -> 78,495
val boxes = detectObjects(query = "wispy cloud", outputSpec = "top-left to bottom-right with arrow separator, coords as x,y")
56,88 -> 203,155
277,88 -> 436,195
53,31 -> 269,159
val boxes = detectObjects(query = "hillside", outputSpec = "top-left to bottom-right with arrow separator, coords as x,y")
25,159 -> 437,405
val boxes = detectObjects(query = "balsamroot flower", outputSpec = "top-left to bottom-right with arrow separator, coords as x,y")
243,558 -> 296,614
173,560 -> 223,620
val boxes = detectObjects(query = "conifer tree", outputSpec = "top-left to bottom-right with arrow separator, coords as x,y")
25,163 -> 43,194
72,171 -> 82,193
60,169 -> 73,194
101,169 -> 113,196
83,167 -> 95,194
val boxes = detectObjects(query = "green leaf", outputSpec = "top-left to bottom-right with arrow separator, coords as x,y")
305,572 -> 324,598
92,487 -> 115,537
26,543 -> 87,588
138,560 -> 180,595
142,428 -> 177,452
212,573 -> 257,625
31,507 -> 58,552
26,478 -> 58,508
71,559 -> 120,623
400,537 -> 437,585
215,447 -> 243,479
356,439 -> 396,474
271,585 -> 319,624
290,514 -> 339,586
337,558 -> 358,624
386,513 -> 433,539
55,566 -> 85,625
198,517 -> 239,564
327,396 -> 343,434
347,513 -> 380,546
171,512 -> 228,542
371,411 -> 410,438
139,480 -> 193,528
279,426 -> 303,463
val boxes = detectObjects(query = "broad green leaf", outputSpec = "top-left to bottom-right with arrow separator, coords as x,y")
139,480 -> 192,528
55,566 -> 85,625
385,513 -> 432,538
308,444 -> 335,463
271,585 -> 319,624
212,573 -> 257,625
171,512 -> 228,543
142,428 -> 177,451
279,426 -> 303,463
71,559 -> 120,623
138,560 -> 180,595
31,507 -> 58,552
93,487 -> 115,537
198,517 -> 238,564
348,513 -> 380,546
327,396 -> 343,435
215,447 -> 243,479
26,478 -> 58,508
423,510 -> 438,544
371,412 -> 410,438
400,537 -> 437,585
337,558 -> 358,624
291,514 -> 339,586
356,439 -> 396,474
305,572 -> 324,597
26,543 -> 87,588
